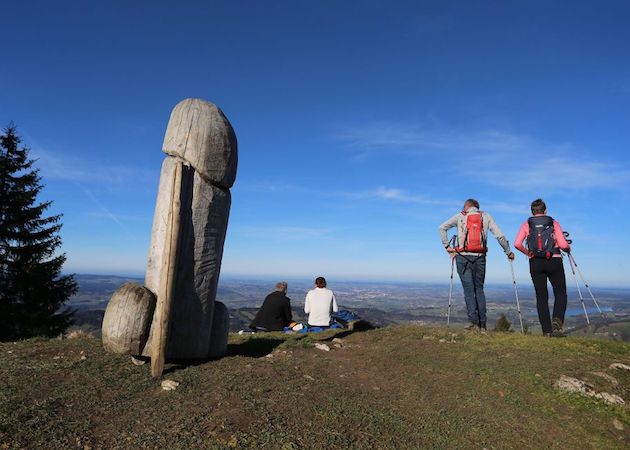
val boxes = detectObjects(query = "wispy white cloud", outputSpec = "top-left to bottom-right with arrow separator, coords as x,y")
235,182 -> 309,193
335,122 -> 630,192
74,183 -> 131,234
29,146 -> 157,186
479,201 -> 529,215
473,156 -> 630,191
336,123 -> 534,155
86,211 -> 151,222
236,225 -> 334,241
347,186 -> 455,206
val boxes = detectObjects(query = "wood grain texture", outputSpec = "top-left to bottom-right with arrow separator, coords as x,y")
162,98 -> 237,189
143,157 -> 231,359
101,282 -> 155,355
151,161 -> 183,379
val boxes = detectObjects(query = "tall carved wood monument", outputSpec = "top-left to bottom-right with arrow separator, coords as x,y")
101,99 -> 237,377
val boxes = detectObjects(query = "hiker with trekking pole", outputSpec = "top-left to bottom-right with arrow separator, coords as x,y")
514,199 -> 571,337
439,199 -> 515,332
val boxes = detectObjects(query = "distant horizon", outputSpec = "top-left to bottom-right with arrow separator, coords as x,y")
68,271 -> 630,290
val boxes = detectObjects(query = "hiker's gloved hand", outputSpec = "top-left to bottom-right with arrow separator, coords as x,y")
507,252 -> 515,260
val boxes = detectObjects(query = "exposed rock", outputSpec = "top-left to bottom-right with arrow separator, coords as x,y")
332,338 -> 344,348
613,418 -> 625,430
555,375 -> 625,406
593,392 -> 625,406
589,371 -> 619,386
315,343 -> 330,352
131,356 -> 146,366
609,362 -> 630,372
556,375 -> 595,395
102,283 -> 156,355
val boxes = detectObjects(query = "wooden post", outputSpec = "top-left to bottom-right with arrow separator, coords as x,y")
151,161 -> 183,379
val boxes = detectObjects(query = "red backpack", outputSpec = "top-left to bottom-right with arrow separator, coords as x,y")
457,211 -> 487,253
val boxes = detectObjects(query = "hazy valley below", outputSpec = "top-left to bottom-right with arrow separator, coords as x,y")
68,274 -> 630,341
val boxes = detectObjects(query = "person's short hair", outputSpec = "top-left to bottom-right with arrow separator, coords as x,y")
465,198 -> 480,209
531,198 -> 547,215
315,276 -> 327,288
275,281 -> 288,293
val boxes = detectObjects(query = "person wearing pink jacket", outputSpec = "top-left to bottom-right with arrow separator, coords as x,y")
514,199 -> 571,336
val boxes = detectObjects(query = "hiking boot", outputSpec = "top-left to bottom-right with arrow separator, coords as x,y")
480,321 -> 487,334
464,322 -> 478,331
551,318 -> 565,337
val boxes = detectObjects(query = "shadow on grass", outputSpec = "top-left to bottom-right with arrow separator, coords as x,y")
227,337 -> 288,358
158,338 -> 290,375
160,322 -> 377,374
322,320 -> 377,341
162,359 -> 208,375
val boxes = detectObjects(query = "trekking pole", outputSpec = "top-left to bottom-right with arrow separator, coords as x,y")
508,257 -> 525,334
447,255 -> 455,327
566,251 -> 590,325
567,252 -> 605,318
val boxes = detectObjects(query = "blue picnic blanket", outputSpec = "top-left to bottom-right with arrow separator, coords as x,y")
332,310 -> 360,325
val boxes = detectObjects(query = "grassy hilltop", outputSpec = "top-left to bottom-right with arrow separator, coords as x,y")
1,326 -> 629,449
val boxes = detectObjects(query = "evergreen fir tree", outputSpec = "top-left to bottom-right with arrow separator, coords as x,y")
0,124 -> 77,340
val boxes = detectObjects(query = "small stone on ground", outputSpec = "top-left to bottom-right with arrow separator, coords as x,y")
161,379 -> 180,391
131,356 -> 146,366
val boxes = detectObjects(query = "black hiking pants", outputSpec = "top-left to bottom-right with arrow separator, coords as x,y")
529,257 -> 568,334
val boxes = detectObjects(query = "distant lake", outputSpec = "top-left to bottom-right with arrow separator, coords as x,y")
565,306 -> 614,317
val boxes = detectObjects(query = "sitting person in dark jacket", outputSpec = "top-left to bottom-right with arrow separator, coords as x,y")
249,281 -> 293,331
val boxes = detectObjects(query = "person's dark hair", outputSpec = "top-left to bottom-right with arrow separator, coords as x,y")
531,198 -> 547,215
315,276 -> 327,288
465,198 -> 480,209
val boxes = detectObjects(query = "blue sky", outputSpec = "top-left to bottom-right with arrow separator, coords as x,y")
1,1 -> 629,286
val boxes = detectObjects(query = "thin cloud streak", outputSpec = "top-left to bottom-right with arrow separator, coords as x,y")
235,182 -> 458,207
471,157 -> 630,191
86,211 -> 152,222
335,122 -> 630,193
346,186 -> 456,206
336,123 -> 535,155
74,182 -> 131,234
236,225 -> 334,241
29,146 -> 157,186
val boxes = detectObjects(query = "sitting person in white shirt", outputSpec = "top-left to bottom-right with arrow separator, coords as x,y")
304,276 -> 338,328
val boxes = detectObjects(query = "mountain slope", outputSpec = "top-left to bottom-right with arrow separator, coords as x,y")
1,326 -> 629,449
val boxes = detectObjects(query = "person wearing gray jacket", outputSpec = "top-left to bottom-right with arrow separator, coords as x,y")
439,199 -> 515,331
